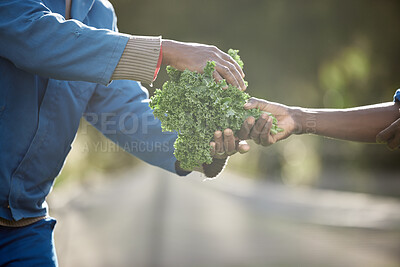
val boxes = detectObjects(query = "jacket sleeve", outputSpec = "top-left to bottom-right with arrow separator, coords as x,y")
83,80 -> 180,174
0,0 -> 129,85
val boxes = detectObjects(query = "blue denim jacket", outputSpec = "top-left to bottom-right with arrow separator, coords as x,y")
0,0 -> 178,221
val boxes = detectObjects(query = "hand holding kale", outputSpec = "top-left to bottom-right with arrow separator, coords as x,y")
150,50 -> 282,170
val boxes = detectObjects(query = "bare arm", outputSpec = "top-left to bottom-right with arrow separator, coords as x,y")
298,102 -> 400,143
240,98 -> 400,146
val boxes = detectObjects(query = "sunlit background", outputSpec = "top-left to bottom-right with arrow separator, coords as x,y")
50,1 -> 400,266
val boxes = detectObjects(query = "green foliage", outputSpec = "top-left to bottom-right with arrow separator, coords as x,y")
228,49 -> 244,69
150,50 -> 281,170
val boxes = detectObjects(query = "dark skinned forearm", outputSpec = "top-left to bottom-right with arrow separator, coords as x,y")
298,102 -> 400,143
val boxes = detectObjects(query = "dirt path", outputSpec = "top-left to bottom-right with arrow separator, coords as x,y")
48,165 -> 400,267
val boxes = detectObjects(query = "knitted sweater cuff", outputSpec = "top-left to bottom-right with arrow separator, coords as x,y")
111,35 -> 161,84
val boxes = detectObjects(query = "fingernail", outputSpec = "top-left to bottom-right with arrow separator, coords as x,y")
246,116 -> 255,125
224,130 -> 232,136
215,131 -> 222,138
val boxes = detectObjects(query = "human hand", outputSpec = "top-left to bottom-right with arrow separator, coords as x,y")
199,129 -> 249,178
376,108 -> 400,150
162,40 -> 246,91
175,129 -> 250,178
238,97 -> 301,146
210,129 -> 250,158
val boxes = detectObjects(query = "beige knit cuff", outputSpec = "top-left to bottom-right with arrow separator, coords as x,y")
111,35 -> 161,84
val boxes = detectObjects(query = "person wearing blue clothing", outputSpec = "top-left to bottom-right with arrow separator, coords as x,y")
0,0 -> 251,265
238,89 -> 400,149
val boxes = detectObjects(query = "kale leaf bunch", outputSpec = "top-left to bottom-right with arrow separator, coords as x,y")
150,49 -> 281,170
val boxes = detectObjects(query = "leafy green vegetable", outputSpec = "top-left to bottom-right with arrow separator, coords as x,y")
150,49 -> 282,170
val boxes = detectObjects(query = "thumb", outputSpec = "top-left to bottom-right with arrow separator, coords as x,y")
244,97 -> 267,110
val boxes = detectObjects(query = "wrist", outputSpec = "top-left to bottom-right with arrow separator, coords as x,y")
296,108 -> 317,135
161,39 -> 178,66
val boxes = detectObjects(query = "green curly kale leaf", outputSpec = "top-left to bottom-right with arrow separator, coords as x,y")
150,49 -> 282,170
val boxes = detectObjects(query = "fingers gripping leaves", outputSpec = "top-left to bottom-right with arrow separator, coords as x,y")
150,50 -> 281,170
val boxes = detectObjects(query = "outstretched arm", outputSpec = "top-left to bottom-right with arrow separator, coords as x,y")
1,1 -> 245,88
297,102 -> 400,143
241,97 -> 400,146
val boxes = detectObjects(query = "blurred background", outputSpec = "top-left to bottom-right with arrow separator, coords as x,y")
50,0 -> 400,266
